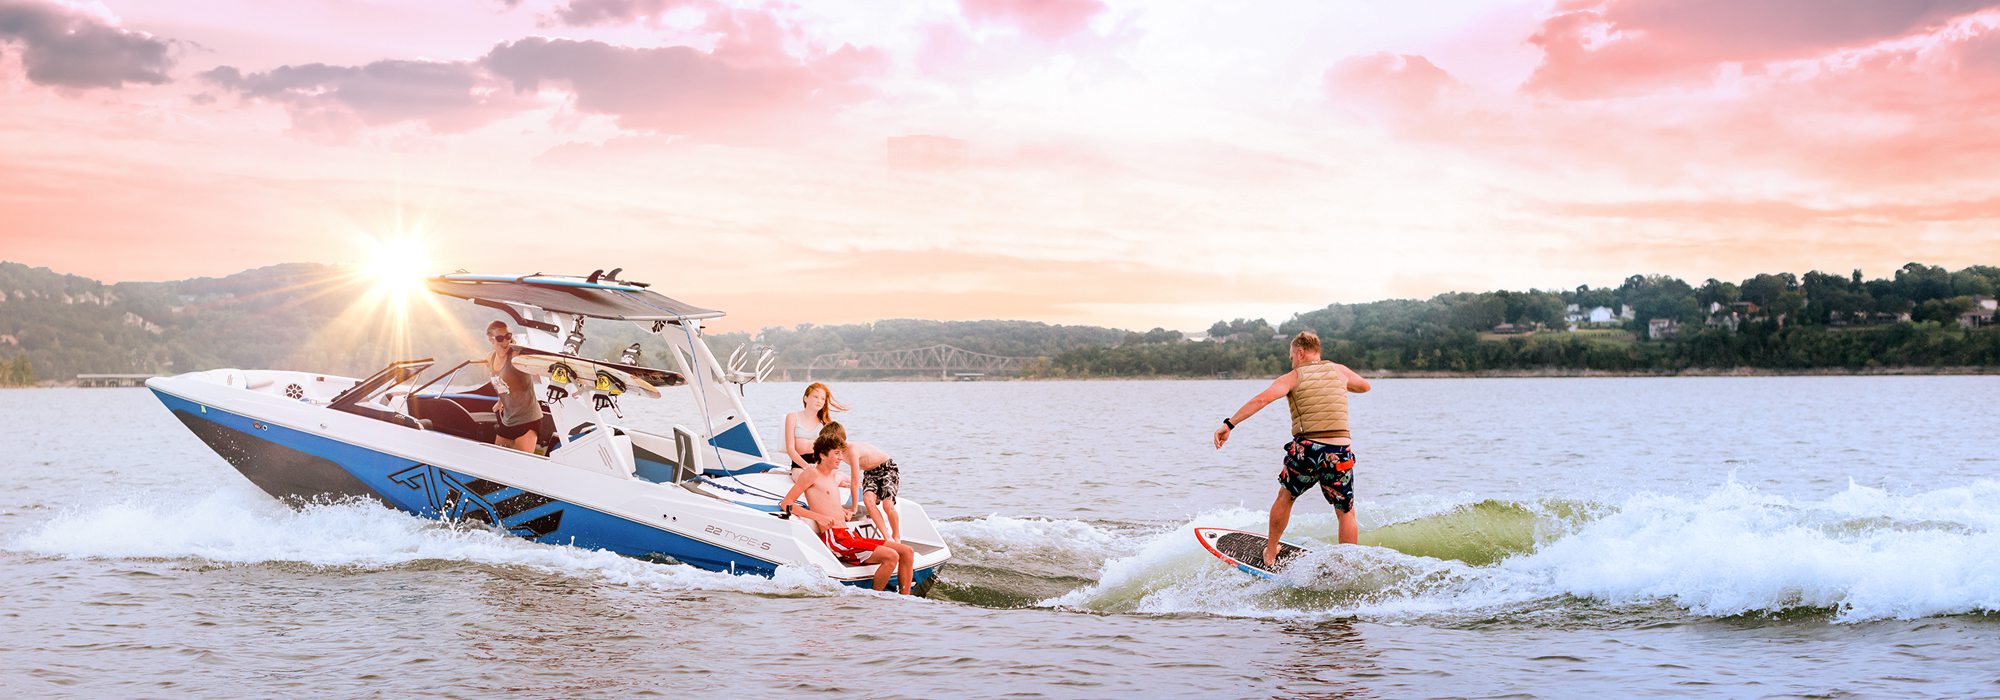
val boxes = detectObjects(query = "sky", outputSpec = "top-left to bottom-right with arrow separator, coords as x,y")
1,0 -> 1997,334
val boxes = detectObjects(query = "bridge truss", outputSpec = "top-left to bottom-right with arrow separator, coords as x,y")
806,344 -> 1035,380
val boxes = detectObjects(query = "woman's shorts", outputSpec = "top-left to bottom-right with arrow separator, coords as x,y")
496,420 -> 536,441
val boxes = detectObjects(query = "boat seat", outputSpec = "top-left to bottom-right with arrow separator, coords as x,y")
633,425 -> 701,484
408,396 -> 492,443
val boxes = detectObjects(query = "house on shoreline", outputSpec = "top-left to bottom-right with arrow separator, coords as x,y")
1961,296 -> 1998,329
1564,304 -> 1623,327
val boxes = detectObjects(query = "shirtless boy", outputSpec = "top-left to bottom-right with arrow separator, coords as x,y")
818,422 -> 902,542
779,434 -> 917,594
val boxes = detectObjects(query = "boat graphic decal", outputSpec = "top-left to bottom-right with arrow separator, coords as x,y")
387,464 -> 566,539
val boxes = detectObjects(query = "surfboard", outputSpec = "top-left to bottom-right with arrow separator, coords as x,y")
514,347 -> 683,387
439,274 -> 646,292
1194,527 -> 1309,580
512,354 -> 661,399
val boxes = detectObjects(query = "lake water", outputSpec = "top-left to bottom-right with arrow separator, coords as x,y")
4,376 -> 2000,697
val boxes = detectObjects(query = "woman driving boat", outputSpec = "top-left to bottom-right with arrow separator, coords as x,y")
484,320 -> 544,453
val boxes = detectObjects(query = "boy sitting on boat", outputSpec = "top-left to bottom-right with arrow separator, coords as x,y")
779,433 -> 918,594
818,422 -> 903,543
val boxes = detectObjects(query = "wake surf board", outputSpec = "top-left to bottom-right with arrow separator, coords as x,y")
438,273 -> 646,292
512,353 -> 661,399
1195,527 -> 1308,579
515,347 -> 683,387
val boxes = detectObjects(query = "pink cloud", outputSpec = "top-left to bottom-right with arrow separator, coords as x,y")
912,6 -> 1133,83
1525,0 -> 1997,98
482,37 -> 885,137
959,0 -> 1106,42
202,60 -> 522,134
0,0 -> 175,89
1324,8 -> 2000,196
1541,196 -> 2000,225
198,1 -> 889,140
1323,52 -> 1458,115
547,0 -> 710,27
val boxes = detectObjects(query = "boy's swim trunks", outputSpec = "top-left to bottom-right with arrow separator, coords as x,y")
824,527 -> 886,566
862,460 -> 900,502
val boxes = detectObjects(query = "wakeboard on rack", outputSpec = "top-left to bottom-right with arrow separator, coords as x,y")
1194,527 -> 1308,580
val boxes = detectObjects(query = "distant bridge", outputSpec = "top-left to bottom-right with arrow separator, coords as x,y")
806,344 -> 1037,380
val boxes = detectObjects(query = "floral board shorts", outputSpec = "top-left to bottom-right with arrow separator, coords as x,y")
1280,438 -> 1356,512
862,460 -> 900,502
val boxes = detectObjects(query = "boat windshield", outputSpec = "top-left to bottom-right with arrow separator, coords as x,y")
412,360 -> 498,399
330,359 -> 436,411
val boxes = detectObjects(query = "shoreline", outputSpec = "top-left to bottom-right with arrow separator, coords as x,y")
784,365 -> 2000,381
10,365 -> 1999,388
1360,366 -> 2000,379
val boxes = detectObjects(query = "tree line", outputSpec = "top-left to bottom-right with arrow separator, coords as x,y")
4,260 -> 1995,384
0,355 -> 31,385
0,262 -> 1138,383
1035,263 -> 2000,377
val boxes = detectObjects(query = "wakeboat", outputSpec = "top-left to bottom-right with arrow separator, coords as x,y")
147,272 -> 949,593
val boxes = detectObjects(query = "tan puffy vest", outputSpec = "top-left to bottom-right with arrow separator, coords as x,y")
1287,360 -> 1350,440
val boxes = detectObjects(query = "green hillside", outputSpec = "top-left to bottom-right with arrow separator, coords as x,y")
6,261 -> 1994,384
0,262 -> 1136,384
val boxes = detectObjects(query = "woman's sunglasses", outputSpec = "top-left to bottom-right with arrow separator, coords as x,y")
489,332 -> 513,341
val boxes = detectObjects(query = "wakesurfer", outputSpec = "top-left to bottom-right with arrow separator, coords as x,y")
1212,330 -> 1371,567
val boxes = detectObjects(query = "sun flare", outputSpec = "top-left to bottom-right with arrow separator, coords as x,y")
326,232 -> 466,367
362,235 -> 433,301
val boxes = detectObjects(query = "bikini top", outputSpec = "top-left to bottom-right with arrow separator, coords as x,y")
792,418 -> 820,440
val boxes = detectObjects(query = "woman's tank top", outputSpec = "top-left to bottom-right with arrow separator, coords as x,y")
491,352 -> 544,428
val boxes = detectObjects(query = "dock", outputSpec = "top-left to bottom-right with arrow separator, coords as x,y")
76,373 -> 156,388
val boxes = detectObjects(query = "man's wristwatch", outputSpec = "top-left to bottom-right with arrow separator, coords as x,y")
1222,418 -> 1236,429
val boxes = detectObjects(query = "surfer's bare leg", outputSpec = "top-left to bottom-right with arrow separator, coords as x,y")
892,540 -> 916,594
864,493 -> 897,542
868,546 -> 897,591
1266,488 -> 1296,566
862,542 -> 916,594
1337,508 -> 1358,545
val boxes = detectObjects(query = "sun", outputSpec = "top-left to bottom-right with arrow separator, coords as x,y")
362,235 -> 433,301
328,232 -> 462,367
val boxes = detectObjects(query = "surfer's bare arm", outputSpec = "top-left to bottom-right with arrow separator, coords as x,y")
1338,364 -> 1372,393
1214,371 -> 1299,448
778,475 -> 820,526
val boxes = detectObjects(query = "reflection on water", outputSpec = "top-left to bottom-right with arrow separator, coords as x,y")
1265,619 -> 1380,699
